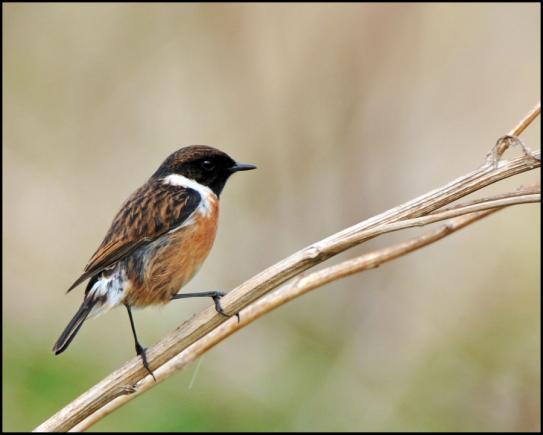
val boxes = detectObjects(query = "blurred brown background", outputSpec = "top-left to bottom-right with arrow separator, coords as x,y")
3,3 -> 540,432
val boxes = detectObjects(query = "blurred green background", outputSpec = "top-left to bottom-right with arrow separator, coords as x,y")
3,3 -> 540,432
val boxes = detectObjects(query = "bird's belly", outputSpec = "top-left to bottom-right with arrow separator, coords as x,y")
124,212 -> 218,307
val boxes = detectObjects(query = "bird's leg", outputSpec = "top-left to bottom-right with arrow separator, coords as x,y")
171,291 -> 240,322
125,304 -> 156,382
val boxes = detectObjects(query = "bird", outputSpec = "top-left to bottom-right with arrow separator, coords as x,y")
52,145 -> 256,378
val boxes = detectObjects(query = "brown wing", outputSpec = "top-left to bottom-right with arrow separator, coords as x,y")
67,180 -> 201,292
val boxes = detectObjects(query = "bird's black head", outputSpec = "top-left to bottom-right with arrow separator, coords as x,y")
152,145 -> 256,196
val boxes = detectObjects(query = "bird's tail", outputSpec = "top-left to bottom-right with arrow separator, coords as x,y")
52,299 -> 96,355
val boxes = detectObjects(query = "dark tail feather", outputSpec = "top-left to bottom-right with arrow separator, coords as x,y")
52,299 -> 95,355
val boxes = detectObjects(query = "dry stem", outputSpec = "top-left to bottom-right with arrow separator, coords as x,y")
70,189 -> 539,432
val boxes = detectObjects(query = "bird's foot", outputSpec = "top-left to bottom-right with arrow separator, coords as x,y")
135,343 -> 156,382
211,292 -> 240,323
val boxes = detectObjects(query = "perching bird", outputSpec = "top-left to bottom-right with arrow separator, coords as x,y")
52,145 -> 256,377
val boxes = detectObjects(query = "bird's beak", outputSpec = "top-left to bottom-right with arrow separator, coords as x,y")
229,162 -> 257,173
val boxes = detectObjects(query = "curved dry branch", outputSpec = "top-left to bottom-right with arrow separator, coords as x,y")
70,188 -> 540,432
34,102 -> 540,432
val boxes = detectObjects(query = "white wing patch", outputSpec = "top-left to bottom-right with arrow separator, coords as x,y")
162,174 -> 217,219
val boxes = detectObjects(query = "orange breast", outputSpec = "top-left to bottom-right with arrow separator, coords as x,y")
125,199 -> 219,307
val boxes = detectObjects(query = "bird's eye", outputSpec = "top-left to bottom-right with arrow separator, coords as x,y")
200,160 -> 215,171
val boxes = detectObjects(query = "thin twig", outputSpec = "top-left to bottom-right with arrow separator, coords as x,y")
433,184 -> 540,213
509,102 -> 541,138
71,202 -> 526,432
311,190 -> 541,254
488,101 -> 541,161
34,105 -> 540,432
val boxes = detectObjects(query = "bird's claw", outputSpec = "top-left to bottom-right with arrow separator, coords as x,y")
212,293 -> 240,323
135,344 -> 156,382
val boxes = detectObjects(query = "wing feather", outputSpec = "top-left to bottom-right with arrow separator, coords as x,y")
67,180 -> 201,292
